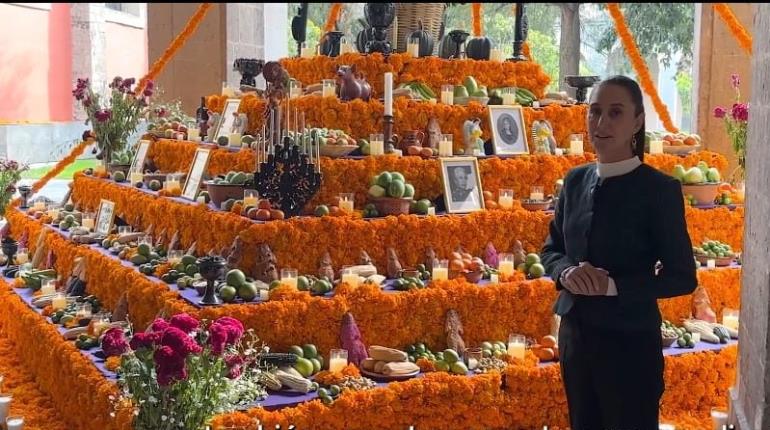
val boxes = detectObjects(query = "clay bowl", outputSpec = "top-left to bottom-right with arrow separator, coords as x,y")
681,183 -> 720,205
204,181 -> 250,208
521,199 -> 553,211
320,144 -> 358,158
463,270 -> 483,283
661,333 -> 678,348
368,197 -> 413,216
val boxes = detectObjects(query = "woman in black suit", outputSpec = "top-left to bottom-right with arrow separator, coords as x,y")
540,76 -> 698,430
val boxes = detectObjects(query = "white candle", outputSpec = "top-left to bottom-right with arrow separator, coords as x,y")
187,129 -> 200,141
384,73 -> 393,116
440,88 -> 454,105
229,133 -> 242,147
197,196 -> 207,204
532,101 -> 540,108
530,191 -> 545,201
427,207 -> 436,216
339,199 -> 354,213
51,294 -> 67,311
649,140 -> 664,154
498,196 -> 513,209
570,139 -> 584,155
502,93 -> 517,105
6,417 -> 23,430
498,261 -> 514,277
259,288 -> 269,301
439,139 -> 453,157
490,274 -> 499,284
341,272 -> 359,288
301,46 -> 313,58
722,314 -> 739,331
369,140 -> 384,156
706,259 -> 716,269
507,341 -> 526,360
40,279 -> 56,296
407,42 -> 420,57
328,357 -> 347,373
0,395 -> 10,422
432,267 -> 448,281
81,217 -> 95,231
322,80 -> 336,98
165,179 -> 181,191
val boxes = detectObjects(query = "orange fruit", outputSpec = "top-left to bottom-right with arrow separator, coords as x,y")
258,199 -> 272,210
255,209 -> 271,221
329,206 -> 342,216
671,139 -> 684,146
483,190 -> 494,201
533,347 -> 555,361
541,335 -> 557,348
684,136 -> 697,146
451,252 -> 463,261
407,146 -> 422,156
449,259 -> 465,271
485,200 -> 498,209
420,147 -> 434,157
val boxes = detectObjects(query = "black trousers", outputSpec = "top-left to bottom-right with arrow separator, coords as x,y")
558,313 -> 664,430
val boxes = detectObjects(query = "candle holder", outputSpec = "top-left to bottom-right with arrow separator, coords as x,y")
564,76 -> 600,104
508,3 -> 529,62
383,114 -> 397,152
18,185 -> 32,209
197,256 -> 226,306
233,58 -> 264,90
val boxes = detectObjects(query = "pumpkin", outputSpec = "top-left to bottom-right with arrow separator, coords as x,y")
406,20 -> 434,57
466,36 -> 492,60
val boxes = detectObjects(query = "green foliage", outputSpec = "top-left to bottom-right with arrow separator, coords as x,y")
595,3 -> 695,70
527,31 -> 560,92
675,71 -> 693,116
287,3 -> 364,57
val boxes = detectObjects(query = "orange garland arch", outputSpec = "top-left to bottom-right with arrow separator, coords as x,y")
607,3 -> 679,134
323,4 -> 344,33
713,3 -> 753,55
471,4 -> 482,37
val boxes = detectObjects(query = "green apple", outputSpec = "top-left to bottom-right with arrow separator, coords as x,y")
684,167 -> 705,185
672,164 -> 687,182
525,253 -> 541,266
706,167 -> 721,183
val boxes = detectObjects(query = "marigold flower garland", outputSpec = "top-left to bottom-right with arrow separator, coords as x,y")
471,4 -> 482,36
607,3 -> 679,134
713,3 -> 753,55
136,3 -> 214,95
323,4 -> 343,32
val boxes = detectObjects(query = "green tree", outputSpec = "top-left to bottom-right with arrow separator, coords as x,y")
528,30 -> 560,92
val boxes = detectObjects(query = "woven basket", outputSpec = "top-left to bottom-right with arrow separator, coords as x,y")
393,3 -> 446,54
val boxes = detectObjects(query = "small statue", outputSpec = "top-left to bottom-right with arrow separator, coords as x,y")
340,312 -> 368,366
65,256 -> 87,297
424,247 -> 439,273
358,250 -> 373,266
336,64 -> 372,101
255,243 -> 279,283
198,108 -> 211,139
463,118 -> 484,156
532,120 -> 557,155
225,236 -> 243,270
386,248 -> 402,279
691,285 -> 717,323
205,113 -> 221,142
483,242 -> 499,268
318,251 -> 335,281
512,240 -> 526,268
31,230 -> 47,269
445,309 -> 466,353
426,117 -> 442,151
112,292 -> 129,323
230,112 -> 248,135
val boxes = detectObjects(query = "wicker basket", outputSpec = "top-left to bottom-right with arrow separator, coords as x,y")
393,3 -> 446,54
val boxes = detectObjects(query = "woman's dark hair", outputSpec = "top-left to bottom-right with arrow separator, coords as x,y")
597,75 -> 646,160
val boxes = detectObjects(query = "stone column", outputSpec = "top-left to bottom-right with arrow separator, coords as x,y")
70,3 -> 107,120
225,3 -> 288,89
729,4 -> 770,430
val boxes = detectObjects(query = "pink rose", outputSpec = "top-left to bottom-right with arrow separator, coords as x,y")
713,107 -> 726,119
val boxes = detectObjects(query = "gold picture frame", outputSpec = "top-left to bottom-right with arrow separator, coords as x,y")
488,105 -> 529,155
439,157 -> 485,214
211,98 -> 241,142
181,148 -> 212,201
129,140 -> 151,174
94,199 -> 116,237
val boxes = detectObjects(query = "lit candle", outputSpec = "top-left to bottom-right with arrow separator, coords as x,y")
229,133 -> 242,147
187,129 -> 200,141
167,250 -> 183,266
165,175 -> 181,192
432,259 -> 449,281
259,288 -> 269,301
339,194 -> 355,213
369,134 -> 384,156
490,273 -> 499,284
243,190 -> 259,208
711,410 -> 728,430
427,207 -> 436,216
507,334 -> 526,360
130,172 -> 143,185
322,79 -> 336,98
502,92 -> 517,106
6,416 -> 24,430
706,259 -> 716,269
407,41 -> 420,57
81,216 -> 95,231
384,73 -> 393,116
530,186 -> 545,202
40,279 -> 56,296
439,134 -> 453,157
440,85 -> 454,105
0,394 -> 10,423
341,269 -> 359,288
328,349 -> 348,373
280,268 -> 298,290
498,189 -> 514,210
722,309 -> 739,331
498,253 -> 514,277
197,195 -> 207,204
51,293 -> 67,311
569,139 -> 584,156
649,139 -> 664,154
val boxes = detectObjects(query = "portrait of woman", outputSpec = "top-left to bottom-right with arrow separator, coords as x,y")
488,105 -> 529,155
540,75 -> 697,430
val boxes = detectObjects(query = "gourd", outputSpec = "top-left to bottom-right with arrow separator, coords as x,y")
406,20 -> 434,57
383,361 -> 420,375
466,36 -> 492,60
683,319 -> 721,343
368,345 -> 408,362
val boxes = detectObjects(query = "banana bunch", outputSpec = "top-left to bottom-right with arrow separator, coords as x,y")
396,81 -> 437,101
21,269 -> 57,291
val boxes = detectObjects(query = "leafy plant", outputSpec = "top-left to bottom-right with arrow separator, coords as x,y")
0,159 -> 27,216
713,74 -> 748,178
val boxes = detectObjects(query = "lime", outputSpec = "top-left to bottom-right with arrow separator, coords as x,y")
302,344 -> 318,359
314,205 -> 330,217
284,344 -> 302,357
442,349 -> 460,364
310,358 -> 321,374
528,263 -> 545,278
297,276 -> 310,291
294,357 -> 314,378
225,269 -> 246,287
525,253 -> 541,266
450,361 -> 469,375
435,360 -> 450,372
219,285 -> 237,302
329,385 -> 341,396
238,283 -> 258,302
317,388 -> 330,398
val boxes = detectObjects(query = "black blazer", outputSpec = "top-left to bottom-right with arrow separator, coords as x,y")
541,162 -> 698,331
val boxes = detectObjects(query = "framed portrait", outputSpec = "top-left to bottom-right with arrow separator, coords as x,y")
94,199 -> 116,237
439,157 -> 485,214
181,148 -> 212,201
211,98 -> 241,142
488,105 -> 529,155
129,140 -> 151,174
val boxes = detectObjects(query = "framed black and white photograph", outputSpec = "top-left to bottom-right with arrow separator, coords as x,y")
211,98 -> 241,142
488,105 -> 529,155
94,199 -> 116,237
129,140 -> 151,174
182,147 -> 212,201
440,157 -> 485,214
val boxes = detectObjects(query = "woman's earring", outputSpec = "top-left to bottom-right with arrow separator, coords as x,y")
631,136 -> 637,151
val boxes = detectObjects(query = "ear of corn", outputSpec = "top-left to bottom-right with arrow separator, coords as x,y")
262,371 -> 283,391
683,319 -> 721,343
275,368 -> 312,393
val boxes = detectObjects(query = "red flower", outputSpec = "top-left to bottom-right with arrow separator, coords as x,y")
150,318 -> 170,332
224,354 -> 244,379
214,317 -> 244,344
129,332 -> 158,351
208,322 -> 229,356
154,345 -> 187,386
169,313 -> 200,333
731,103 -> 749,122
159,326 -> 202,359
713,107 -> 726,119
101,327 -> 130,357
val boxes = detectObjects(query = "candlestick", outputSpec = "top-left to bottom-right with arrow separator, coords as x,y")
530,186 -> 545,202
383,114 -> 396,149
40,279 -> 56,296
384,72 -> 393,116
6,416 -> 24,430
507,334 -> 526,360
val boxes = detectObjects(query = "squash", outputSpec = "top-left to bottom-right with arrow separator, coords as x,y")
355,19 -> 373,53
466,36 -> 492,60
319,31 -> 344,57
406,20 -> 434,57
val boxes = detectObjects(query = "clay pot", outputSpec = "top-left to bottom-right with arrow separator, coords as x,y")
681,183 -> 720,205
368,197 -> 413,216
